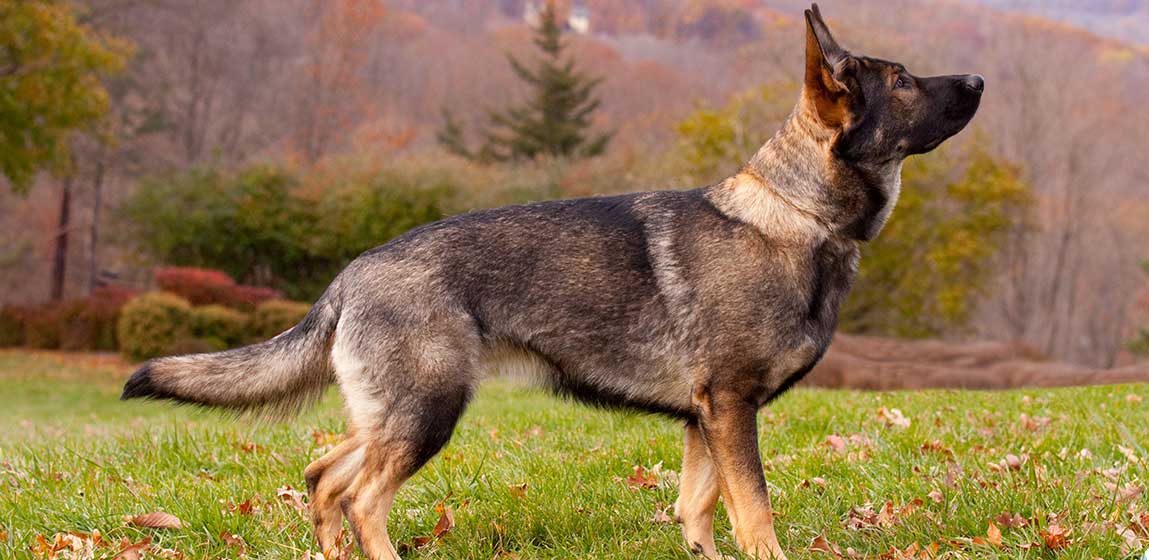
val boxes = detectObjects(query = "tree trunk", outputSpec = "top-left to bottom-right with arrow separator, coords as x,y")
88,158 -> 106,294
51,176 -> 73,301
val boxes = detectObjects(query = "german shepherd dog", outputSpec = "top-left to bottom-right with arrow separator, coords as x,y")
122,5 -> 982,559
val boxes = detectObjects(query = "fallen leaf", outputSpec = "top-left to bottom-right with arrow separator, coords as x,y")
652,503 -> 674,524
995,512 -> 1028,528
822,435 -> 847,453
129,512 -> 183,529
809,531 -> 842,556
927,490 -> 944,503
508,483 -> 528,499
1040,523 -> 1071,550
625,466 -> 659,490
220,532 -> 247,556
112,537 -> 152,560
987,521 -> 1003,546
277,485 -> 308,515
876,407 -> 911,429
432,505 -> 454,539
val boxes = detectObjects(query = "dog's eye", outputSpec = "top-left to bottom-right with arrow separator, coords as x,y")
894,77 -> 910,89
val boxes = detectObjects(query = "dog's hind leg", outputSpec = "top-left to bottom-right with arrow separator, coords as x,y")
675,421 -> 722,558
305,434 -> 365,555
339,383 -> 471,560
331,318 -> 476,560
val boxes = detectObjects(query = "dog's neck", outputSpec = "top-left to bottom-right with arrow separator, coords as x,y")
706,99 -> 902,243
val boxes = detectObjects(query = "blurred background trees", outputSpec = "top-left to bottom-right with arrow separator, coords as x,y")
1,0 -> 1146,367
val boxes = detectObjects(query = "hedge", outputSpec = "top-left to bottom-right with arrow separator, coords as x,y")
117,292 -> 192,360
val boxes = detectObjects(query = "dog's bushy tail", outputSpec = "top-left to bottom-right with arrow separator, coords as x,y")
120,291 -> 341,418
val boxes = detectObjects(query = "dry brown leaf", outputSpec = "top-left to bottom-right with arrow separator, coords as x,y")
508,483 -> 528,499
927,489 -> 944,503
822,434 -> 847,453
995,512 -> 1028,528
129,511 -> 183,530
808,531 -> 842,556
652,503 -> 674,524
625,465 -> 659,489
277,485 -> 308,515
986,521 -> 1003,547
1040,523 -> 1071,550
876,407 -> 911,429
432,505 -> 455,539
112,537 -> 152,560
220,532 -> 247,556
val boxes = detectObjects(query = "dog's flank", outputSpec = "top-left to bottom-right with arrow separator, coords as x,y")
122,4 -> 982,559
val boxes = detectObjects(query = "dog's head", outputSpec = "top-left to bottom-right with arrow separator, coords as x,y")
802,4 -> 983,164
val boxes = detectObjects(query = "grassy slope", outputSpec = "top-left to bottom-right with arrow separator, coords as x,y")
0,350 -> 1147,559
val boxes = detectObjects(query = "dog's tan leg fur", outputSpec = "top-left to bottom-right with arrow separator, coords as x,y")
305,434 -> 364,555
675,422 -> 722,557
338,440 -> 414,560
695,387 -> 787,560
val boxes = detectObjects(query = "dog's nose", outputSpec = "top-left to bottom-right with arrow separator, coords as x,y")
962,74 -> 985,92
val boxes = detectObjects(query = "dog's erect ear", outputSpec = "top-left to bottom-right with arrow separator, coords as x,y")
803,4 -> 857,128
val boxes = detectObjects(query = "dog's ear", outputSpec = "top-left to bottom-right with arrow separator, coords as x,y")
803,4 -> 858,129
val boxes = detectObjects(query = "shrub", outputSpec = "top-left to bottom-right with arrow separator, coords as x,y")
248,300 -> 311,340
190,305 -> 248,348
154,267 -> 235,306
228,285 -> 282,311
0,305 -> 28,347
154,266 -> 281,311
117,292 -> 192,361
24,304 -> 64,349
165,335 -> 226,355
122,164 -> 451,300
59,286 -> 137,351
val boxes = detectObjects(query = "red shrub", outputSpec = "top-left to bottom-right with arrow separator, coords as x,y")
24,304 -> 64,349
154,267 -> 236,306
153,267 -> 280,311
60,286 -> 139,351
0,305 -> 29,347
228,285 -> 283,311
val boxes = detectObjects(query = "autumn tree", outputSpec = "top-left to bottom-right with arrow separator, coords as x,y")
438,1 -> 611,162
1,0 -> 129,301
0,0 -> 129,192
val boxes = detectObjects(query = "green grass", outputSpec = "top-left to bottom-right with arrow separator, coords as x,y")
1,350 -> 1147,559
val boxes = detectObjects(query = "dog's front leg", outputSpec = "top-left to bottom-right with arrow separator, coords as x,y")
675,421 -> 722,557
694,387 -> 787,560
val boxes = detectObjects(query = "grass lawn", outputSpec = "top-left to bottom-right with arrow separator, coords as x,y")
1,350 -> 1147,559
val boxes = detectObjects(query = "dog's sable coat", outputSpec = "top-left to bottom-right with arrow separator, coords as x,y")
122,5 -> 983,559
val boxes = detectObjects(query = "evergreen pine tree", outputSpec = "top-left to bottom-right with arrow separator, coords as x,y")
436,1 -> 611,162
435,109 -> 472,159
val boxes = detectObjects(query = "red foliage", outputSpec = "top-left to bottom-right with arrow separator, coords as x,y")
153,266 -> 280,311
155,267 -> 236,305
229,285 -> 282,310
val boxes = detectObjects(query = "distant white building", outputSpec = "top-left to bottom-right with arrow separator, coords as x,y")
522,1 -> 591,34
569,3 -> 590,34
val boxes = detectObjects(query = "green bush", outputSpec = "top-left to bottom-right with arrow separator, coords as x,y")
120,165 -> 451,300
248,300 -> 311,341
117,292 -> 192,360
190,304 -> 248,348
0,306 -> 27,347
